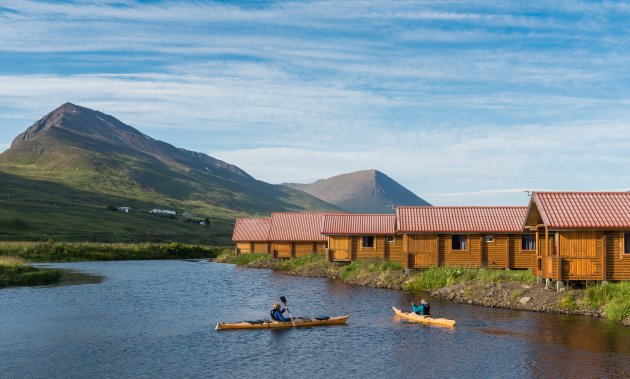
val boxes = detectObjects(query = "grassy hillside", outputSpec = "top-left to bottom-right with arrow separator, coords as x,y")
0,171 -> 240,243
0,103 -> 339,243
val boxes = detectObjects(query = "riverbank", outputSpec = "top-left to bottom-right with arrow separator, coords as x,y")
216,252 -> 630,325
0,256 -> 61,287
0,241 -> 225,262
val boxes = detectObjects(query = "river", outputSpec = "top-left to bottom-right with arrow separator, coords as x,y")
1,260 -> 628,378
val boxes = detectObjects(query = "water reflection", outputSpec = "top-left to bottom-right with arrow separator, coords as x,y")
0,261 -> 628,379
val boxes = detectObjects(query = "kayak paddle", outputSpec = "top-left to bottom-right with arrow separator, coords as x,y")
280,296 -> 295,326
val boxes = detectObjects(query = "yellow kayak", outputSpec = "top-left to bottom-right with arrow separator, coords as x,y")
215,315 -> 349,330
392,307 -> 456,327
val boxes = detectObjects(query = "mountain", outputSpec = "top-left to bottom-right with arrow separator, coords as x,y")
283,169 -> 431,213
0,103 -> 338,242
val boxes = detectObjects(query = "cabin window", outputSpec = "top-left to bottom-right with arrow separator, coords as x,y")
451,235 -> 467,251
522,234 -> 536,251
624,233 -> 630,255
324,241 -> 329,249
362,236 -> 375,248
386,236 -> 395,244
484,235 -> 494,243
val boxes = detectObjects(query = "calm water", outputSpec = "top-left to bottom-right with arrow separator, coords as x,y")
1,261 -> 628,378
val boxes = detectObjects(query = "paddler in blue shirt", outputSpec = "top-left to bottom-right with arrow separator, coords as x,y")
271,303 -> 291,322
411,299 -> 430,316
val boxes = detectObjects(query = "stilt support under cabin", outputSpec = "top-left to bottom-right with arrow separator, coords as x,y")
556,280 -> 565,292
545,278 -> 552,289
536,276 -> 542,285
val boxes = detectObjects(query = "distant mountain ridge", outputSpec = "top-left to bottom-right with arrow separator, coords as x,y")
283,169 -> 430,213
0,103 -> 339,242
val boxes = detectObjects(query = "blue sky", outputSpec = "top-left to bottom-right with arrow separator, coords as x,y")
1,0 -> 630,205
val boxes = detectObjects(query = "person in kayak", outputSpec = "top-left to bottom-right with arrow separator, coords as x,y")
411,299 -> 430,316
271,303 -> 291,322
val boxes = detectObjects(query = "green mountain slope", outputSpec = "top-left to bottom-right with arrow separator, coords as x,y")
0,103 -> 338,242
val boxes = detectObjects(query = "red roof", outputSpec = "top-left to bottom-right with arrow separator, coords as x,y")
531,192 -> 630,229
232,217 -> 270,242
268,212 -> 328,242
322,214 -> 396,235
396,206 -> 527,233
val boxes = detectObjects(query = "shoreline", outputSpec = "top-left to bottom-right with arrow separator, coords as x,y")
218,253 -> 630,326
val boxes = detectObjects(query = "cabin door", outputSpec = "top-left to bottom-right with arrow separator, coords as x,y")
330,237 -> 351,261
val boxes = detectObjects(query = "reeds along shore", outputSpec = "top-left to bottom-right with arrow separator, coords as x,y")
0,241 -> 226,262
216,252 -> 630,324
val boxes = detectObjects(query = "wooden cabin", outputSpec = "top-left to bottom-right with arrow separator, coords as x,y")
322,214 -> 401,262
397,206 -> 533,270
523,192 -> 630,288
268,212 -> 329,258
232,217 -> 271,254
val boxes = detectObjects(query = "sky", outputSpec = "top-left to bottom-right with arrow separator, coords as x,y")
1,0 -> 630,206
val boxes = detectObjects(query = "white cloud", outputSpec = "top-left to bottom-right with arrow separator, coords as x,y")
213,120 -> 630,205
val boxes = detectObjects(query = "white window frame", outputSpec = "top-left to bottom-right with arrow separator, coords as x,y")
386,235 -> 395,244
484,235 -> 494,243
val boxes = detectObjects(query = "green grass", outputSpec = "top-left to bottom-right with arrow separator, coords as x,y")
340,259 -> 403,280
0,241 -> 224,262
558,292 -> 578,311
584,282 -> 630,321
215,252 -> 271,265
276,254 -> 328,271
404,267 -> 536,292
0,256 -> 61,287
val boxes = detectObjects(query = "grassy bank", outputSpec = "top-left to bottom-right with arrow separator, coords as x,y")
584,282 -> 630,321
0,256 -> 61,287
404,267 -> 536,291
0,241 -> 225,262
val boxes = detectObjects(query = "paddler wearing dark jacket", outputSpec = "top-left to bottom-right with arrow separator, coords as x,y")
411,299 -> 430,316
271,303 -> 291,322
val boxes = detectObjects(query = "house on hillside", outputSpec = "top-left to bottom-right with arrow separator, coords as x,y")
150,209 -> 176,216
523,192 -> 630,289
322,214 -> 401,262
396,206 -> 534,270
232,217 -> 271,254
117,206 -> 133,213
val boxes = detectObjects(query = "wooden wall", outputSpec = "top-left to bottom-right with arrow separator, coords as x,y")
442,234 -> 481,268
404,233 -> 537,270
236,242 -> 251,253
385,236 -> 403,262
511,236 -> 536,269
483,235 -> 508,269
327,235 -> 400,262
535,230 -> 630,281
605,232 -> 630,280
273,242 -> 292,258
558,231 -> 601,280
252,242 -> 270,254
294,242 -> 313,257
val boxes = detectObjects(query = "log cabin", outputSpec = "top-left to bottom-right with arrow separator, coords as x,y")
523,192 -> 630,289
268,212 -> 329,258
396,206 -> 532,270
322,214 -> 401,262
232,217 -> 272,254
